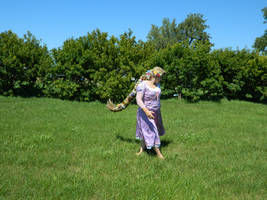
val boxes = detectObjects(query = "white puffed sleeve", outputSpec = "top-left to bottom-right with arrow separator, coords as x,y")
136,82 -> 146,109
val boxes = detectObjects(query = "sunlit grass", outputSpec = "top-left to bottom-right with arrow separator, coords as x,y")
0,96 -> 266,199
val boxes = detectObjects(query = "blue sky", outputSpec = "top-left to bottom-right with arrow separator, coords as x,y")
1,0 -> 266,50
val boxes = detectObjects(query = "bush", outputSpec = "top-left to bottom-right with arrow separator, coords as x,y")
44,29 -> 155,102
147,41 -> 224,101
212,49 -> 267,103
0,30 -> 265,103
0,30 -> 52,96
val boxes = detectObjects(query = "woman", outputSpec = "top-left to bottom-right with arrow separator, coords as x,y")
135,67 -> 165,159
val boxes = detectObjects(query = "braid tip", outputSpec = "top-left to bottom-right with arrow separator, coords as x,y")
106,99 -> 123,112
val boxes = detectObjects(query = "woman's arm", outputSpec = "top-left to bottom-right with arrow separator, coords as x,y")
136,92 -> 145,109
136,92 -> 154,119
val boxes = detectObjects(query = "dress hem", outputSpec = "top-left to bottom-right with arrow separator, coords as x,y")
136,137 -> 161,149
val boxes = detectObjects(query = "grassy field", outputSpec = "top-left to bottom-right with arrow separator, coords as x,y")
0,96 -> 266,200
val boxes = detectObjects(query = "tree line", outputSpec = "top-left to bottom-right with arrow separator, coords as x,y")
0,12 -> 266,103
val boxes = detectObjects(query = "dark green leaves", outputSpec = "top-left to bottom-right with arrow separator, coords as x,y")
147,13 -> 211,50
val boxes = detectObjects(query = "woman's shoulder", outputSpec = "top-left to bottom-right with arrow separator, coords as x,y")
139,80 -> 150,87
143,80 -> 149,84
136,81 -> 147,92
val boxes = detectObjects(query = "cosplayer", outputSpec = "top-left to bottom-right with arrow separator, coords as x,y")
107,67 -> 166,159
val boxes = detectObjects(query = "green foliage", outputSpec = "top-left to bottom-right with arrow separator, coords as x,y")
244,55 -> 267,102
147,41 -> 223,101
147,13 -> 211,50
0,30 -> 52,96
177,13 -> 210,45
212,49 -> 267,103
44,29 -> 155,102
147,18 -> 179,50
0,26 -> 266,103
95,30 -> 155,102
253,7 -> 267,54
43,30 -> 111,101
263,6 -> 267,23
253,32 -> 267,54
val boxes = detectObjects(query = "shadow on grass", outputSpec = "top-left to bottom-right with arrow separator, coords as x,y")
116,134 -> 172,157
116,135 -> 139,144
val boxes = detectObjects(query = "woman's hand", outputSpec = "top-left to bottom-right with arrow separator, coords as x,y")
143,108 -> 155,119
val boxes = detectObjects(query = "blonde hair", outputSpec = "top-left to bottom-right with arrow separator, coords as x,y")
151,66 -> 166,78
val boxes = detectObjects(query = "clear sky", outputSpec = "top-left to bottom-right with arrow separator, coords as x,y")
1,0 -> 266,50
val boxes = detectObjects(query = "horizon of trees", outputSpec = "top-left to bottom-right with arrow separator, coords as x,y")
1,12 -> 266,103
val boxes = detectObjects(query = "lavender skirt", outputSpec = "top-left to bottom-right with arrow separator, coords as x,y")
136,108 -> 165,149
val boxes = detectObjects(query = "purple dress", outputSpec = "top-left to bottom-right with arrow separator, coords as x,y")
135,81 -> 165,149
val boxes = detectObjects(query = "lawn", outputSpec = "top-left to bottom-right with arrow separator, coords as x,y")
0,96 -> 266,200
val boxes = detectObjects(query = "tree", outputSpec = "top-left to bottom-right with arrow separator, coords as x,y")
263,7 -> 267,23
177,13 -> 210,45
253,7 -> 267,54
0,30 -> 52,96
43,29 -> 155,102
147,13 -> 211,50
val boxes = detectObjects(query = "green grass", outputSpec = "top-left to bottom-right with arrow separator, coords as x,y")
0,96 -> 266,200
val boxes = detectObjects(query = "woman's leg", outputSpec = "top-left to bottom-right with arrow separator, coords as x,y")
154,147 -> 164,159
136,146 -> 143,156
136,140 -> 145,156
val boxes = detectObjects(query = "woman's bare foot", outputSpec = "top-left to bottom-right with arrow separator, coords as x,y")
136,147 -> 143,156
154,147 -> 164,159
157,154 -> 164,159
